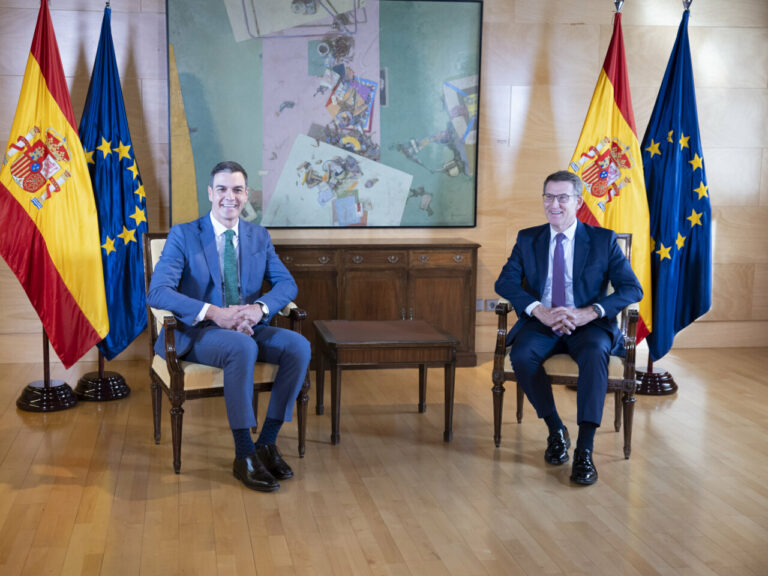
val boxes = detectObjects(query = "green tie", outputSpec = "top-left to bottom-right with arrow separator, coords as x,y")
223,229 -> 239,307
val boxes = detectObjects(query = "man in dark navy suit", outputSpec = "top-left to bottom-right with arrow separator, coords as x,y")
495,170 -> 642,485
148,161 -> 311,492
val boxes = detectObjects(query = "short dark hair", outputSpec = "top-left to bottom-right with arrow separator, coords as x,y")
543,170 -> 582,196
209,161 -> 248,188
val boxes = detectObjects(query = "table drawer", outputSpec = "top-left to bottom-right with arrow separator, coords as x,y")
278,249 -> 337,268
344,250 -> 407,267
409,249 -> 473,268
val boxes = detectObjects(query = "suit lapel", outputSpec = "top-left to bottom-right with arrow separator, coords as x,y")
199,216 -> 222,304
573,221 -> 591,290
534,225 -> 550,296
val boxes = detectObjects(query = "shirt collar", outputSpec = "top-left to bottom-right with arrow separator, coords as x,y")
209,212 -> 239,238
550,219 -> 578,243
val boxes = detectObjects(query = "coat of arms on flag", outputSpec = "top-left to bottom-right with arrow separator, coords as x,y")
570,136 -> 633,211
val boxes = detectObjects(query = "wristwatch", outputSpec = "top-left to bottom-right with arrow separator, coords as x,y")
592,303 -> 603,318
256,301 -> 269,317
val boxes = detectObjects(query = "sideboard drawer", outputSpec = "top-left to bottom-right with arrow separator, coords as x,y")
278,250 -> 337,268
344,250 -> 407,267
409,249 -> 473,269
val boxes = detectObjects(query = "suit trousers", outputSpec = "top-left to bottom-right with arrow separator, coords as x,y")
184,324 -> 311,430
508,320 -> 612,426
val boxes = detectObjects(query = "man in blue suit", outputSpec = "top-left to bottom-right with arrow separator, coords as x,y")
148,161 -> 311,492
495,171 -> 642,485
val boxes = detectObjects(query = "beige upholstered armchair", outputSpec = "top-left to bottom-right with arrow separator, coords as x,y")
491,233 -> 639,459
143,233 -> 310,473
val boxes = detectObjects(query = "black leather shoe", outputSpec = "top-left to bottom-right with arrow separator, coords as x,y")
233,453 -> 279,492
570,448 -> 598,485
255,443 -> 294,480
544,427 -> 570,465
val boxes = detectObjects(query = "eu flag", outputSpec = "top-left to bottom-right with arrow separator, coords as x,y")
641,9 -> 711,361
79,6 -> 147,360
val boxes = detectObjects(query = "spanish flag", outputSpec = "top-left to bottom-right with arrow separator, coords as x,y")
568,12 -> 652,341
0,0 -> 108,368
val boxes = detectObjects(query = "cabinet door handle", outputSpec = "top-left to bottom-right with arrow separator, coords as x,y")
418,255 -> 430,264
282,255 -> 294,264
387,255 -> 399,264
352,255 -> 364,264
453,254 -> 464,263
318,255 -> 330,264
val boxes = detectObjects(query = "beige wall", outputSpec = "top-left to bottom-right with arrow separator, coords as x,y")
0,0 -> 765,365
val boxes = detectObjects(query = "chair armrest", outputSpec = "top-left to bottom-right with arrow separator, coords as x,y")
622,308 -> 639,382
278,301 -> 308,334
162,316 -> 186,383
493,298 -> 512,373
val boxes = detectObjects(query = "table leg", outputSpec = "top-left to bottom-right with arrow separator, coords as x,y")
443,353 -> 456,442
330,364 -> 341,445
315,350 -> 325,415
418,364 -> 427,413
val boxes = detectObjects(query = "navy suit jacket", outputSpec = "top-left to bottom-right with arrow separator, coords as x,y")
147,215 -> 297,358
494,221 -> 642,355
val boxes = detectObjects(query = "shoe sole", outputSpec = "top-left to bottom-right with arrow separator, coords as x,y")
233,469 -> 280,492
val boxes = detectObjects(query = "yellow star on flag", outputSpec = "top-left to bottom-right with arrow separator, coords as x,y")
134,184 -> 146,202
650,237 -> 656,252
656,242 -> 671,261
101,236 -> 116,255
97,137 -> 113,158
645,139 -> 661,158
689,153 -> 703,171
84,149 -> 94,164
117,225 -> 137,244
129,206 -> 147,226
116,141 -> 131,161
667,130 -> 674,143
694,182 -> 708,199
127,162 -> 139,180
676,232 -> 686,250
687,209 -> 703,227
679,133 -> 690,150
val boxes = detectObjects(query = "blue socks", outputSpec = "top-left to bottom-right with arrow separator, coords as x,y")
255,417 -> 283,447
233,428 -> 255,460
544,411 -> 565,435
576,422 -> 598,451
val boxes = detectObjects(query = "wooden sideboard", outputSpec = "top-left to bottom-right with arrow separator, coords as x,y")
272,238 -> 480,367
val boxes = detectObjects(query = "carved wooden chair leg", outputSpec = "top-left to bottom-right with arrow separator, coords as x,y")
614,391 -> 622,432
170,404 -> 184,474
297,373 -> 310,458
622,391 -> 635,459
151,380 -> 162,444
492,380 -> 505,447
515,383 -> 524,423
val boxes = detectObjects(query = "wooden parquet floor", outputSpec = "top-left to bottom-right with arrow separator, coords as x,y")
0,348 -> 766,575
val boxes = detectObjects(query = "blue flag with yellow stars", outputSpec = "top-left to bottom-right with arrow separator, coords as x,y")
641,9 -> 711,362
79,6 -> 147,360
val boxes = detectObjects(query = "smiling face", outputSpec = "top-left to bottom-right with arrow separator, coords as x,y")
208,170 -> 248,228
543,179 -> 583,233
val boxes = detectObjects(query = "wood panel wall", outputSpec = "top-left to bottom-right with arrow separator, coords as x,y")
0,0 -> 765,365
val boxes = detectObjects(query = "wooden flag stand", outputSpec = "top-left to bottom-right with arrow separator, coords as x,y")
16,330 -> 78,412
75,351 -> 130,401
636,357 -> 678,395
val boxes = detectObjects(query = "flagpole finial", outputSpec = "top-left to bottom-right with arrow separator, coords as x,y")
614,0 -> 624,13
683,0 -> 692,10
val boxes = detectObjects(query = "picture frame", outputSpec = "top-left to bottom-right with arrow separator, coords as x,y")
167,0 -> 482,228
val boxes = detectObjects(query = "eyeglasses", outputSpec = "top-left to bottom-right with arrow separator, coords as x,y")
542,193 -> 577,204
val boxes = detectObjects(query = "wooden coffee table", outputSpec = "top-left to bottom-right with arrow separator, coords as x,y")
313,320 -> 459,445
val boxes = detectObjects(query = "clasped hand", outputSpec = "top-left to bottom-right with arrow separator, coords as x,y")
208,304 -> 265,335
532,305 -> 597,335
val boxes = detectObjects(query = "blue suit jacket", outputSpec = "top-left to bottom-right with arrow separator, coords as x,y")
494,221 -> 642,355
147,215 -> 297,358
